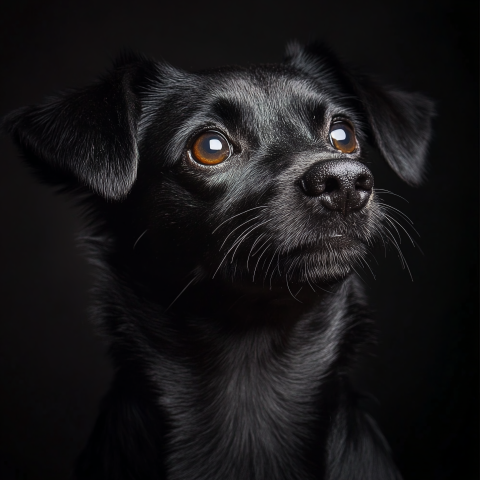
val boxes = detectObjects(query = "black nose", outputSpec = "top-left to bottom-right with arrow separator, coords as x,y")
300,159 -> 373,215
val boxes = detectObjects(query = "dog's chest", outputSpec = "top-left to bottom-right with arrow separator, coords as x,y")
150,312 -> 345,480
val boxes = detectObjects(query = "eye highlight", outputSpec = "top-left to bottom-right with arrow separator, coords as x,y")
190,131 -> 231,165
329,121 -> 357,154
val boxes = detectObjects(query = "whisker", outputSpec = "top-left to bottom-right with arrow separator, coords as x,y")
305,271 -> 317,293
133,229 -> 148,250
383,214 -> 403,244
247,233 -> 267,272
381,224 -> 405,265
213,230 -> 257,279
230,220 -> 273,264
285,262 -> 302,303
264,244 -> 282,285
230,228 -> 256,264
269,249 -> 282,289
212,205 -> 266,233
165,274 -> 198,311
232,261 -> 237,280
351,263 -> 365,283
377,202 -> 415,226
371,212 -> 388,257
382,226 -> 413,280
358,255 -> 376,279
309,276 -> 333,295
219,216 -> 260,250
381,206 -> 421,237
412,240 -> 425,256
384,213 -> 416,248
251,236 -> 271,258
252,241 -> 272,282
367,245 -> 379,265
375,189 -> 409,203
261,253 -> 270,273
213,220 -> 271,279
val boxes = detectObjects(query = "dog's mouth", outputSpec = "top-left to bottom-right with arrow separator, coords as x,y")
208,204 -> 379,286
266,235 -> 368,285
202,187 -> 410,288
210,232 -> 369,287
280,234 -> 360,257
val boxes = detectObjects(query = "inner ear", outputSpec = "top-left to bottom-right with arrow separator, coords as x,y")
2,55 -> 149,200
285,41 -> 435,186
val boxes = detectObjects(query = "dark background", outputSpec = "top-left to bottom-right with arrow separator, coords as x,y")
0,1 -> 478,479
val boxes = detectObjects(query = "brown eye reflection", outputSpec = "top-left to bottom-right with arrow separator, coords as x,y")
191,131 -> 231,165
329,122 -> 357,154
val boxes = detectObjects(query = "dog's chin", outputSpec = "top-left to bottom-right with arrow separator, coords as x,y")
279,236 -> 368,284
217,236 -> 368,287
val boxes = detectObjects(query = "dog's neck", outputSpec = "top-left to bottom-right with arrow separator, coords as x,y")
97,262 -> 367,479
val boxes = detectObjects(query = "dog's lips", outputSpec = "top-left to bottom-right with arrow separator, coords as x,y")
323,234 -> 356,245
284,234 -> 362,257
267,234 -> 366,283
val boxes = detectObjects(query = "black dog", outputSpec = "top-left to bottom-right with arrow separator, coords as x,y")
3,42 -> 433,479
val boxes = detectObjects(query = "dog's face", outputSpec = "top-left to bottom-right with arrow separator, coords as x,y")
4,43 -> 434,289
135,64 -> 377,286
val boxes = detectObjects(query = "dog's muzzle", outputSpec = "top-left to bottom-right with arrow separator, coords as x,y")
300,159 -> 373,216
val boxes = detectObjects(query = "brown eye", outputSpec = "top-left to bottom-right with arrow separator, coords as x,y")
329,122 -> 357,153
191,131 -> 231,165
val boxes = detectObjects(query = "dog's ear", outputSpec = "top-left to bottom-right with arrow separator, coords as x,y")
2,53 -> 154,200
285,41 -> 435,185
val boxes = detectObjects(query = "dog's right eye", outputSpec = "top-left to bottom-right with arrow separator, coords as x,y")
190,131 -> 231,165
329,121 -> 357,154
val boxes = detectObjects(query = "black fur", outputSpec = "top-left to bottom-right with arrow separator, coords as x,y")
3,42 -> 434,479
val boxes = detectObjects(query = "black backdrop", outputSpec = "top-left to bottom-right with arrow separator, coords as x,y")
0,1 -> 478,479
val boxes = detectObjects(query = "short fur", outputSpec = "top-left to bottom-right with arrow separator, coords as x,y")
3,41 -> 434,479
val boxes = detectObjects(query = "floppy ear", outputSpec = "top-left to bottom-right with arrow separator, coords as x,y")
351,76 -> 435,185
285,41 -> 435,185
2,54 -> 148,200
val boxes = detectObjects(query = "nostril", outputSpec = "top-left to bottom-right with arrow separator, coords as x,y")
325,177 -> 339,193
355,175 -> 367,190
300,159 -> 373,202
300,178 -> 313,195
355,174 -> 373,191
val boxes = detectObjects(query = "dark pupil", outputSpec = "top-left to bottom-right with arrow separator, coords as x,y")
199,134 -> 225,156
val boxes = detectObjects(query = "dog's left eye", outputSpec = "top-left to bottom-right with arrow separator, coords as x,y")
329,122 -> 357,153
190,131 -> 231,165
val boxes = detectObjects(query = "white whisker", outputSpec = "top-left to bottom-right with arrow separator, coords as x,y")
230,220 -> 272,264
252,241 -> 271,282
165,274 -> 198,311
247,233 -> 266,272
219,216 -> 260,250
384,213 -> 416,247
133,229 -> 148,250
377,202 -> 415,226
212,206 -> 266,233
285,266 -> 302,303
375,189 -> 409,203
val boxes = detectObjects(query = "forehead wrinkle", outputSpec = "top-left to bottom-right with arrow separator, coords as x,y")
207,97 -> 257,142
211,75 -> 324,143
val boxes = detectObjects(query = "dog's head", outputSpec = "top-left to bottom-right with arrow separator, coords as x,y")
3,43 -> 434,289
